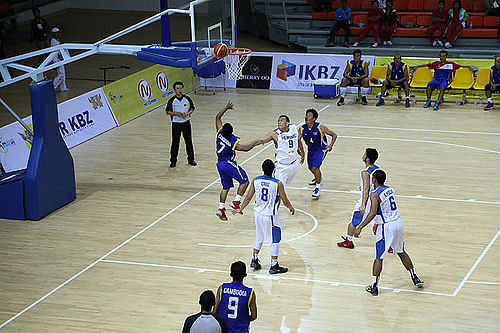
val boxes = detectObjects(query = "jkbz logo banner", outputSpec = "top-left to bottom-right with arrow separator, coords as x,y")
270,53 -> 376,91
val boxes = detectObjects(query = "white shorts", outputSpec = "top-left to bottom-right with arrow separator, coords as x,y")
351,197 -> 372,227
274,159 -> 299,185
254,213 -> 281,247
375,218 -> 405,260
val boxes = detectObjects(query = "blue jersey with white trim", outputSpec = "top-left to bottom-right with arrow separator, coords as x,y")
218,281 -> 253,333
388,61 -> 408,81
374,185 -> 400,224
348,59 -> 365,78
300,122 -> 327,151
216,128 -> 240,162
491,65 -> 500,85
254,176 -> 280,216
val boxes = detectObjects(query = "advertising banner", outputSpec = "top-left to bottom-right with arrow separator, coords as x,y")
103,65 -> 198,125
0,117 -> 32,173
236,55 -> 273,89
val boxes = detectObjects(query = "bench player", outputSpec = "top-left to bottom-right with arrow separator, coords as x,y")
337,49 -> 370,106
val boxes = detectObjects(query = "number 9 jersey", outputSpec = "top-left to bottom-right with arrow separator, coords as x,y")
218,281 -> 254,333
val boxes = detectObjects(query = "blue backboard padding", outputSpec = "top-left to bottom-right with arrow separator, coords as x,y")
140,46 -> 192,59
24,81 -> 76,220
0,172 -> 25,220
137,51 -> 192,68
194,60 -> 225,78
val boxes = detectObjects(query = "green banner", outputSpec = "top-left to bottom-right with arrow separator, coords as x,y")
103,65 -> 199,125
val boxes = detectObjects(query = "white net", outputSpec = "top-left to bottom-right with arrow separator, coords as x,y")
223,49 -> 251,80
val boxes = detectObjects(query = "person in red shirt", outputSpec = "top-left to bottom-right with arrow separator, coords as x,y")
427,0 -> 448,47
353,0 -> 383,48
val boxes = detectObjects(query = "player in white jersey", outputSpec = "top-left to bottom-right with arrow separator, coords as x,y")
338,148 -> 379,249
258,115 -> 305,185
233,159 -> 295,274
354,169 -> 424,296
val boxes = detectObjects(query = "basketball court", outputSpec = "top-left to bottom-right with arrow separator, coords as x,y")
0,2 -> 499,332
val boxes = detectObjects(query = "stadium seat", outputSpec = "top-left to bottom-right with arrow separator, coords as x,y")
417,15 -> 432,27
331,0 -> 341,9
401,15 -> 417,26
424,0 -> 438,11
450,68 -> 474,90
483,16 -> 500,27
410,67 -> 433,89
361,0 -> 372,10
393,0 -> 407,10
353,14 -> 368,25
312,12 -> 331,19
349,0 -> 362,10
461,0 -> 473,11
468,15 -> 483,28
445,0 -> 453,10
473,68 -> 491,90
408,1 -> 423,11
473,1 -> 485,11
369,66 -> 387,87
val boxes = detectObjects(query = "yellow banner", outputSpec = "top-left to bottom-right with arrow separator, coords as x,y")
103,65 -> 199,125
374,56 -> 494,97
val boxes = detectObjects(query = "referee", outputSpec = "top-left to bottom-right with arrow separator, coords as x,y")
182,290 -> 228,333
165,81 -> 196,167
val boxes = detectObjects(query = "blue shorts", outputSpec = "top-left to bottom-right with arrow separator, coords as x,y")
348,80 -> 362,86
485,83 -> 500,93
307,148 -> 327,169
387,80 -> 407,90
351,211 -> 363,226
217,160 -> 248,190
428,79 -> 449,90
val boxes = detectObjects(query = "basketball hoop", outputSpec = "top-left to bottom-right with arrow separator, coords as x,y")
223,47 -> 252,80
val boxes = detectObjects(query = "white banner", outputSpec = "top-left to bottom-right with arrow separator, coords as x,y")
200,52 -> 376,93
0,88 -> 118,173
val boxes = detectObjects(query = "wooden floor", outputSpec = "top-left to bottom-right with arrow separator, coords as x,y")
1,8 -> 500,333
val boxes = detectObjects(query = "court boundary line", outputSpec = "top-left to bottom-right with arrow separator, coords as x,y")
466,281 -> 500,285
198,207 -> 318,248
451,229 -> 500,296
0,106 -> 332,329
324,124 -> 500,136
100,259 -> 452,297
285,186 -> 500,205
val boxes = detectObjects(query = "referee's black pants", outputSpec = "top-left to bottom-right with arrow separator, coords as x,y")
170,120 -> 195,164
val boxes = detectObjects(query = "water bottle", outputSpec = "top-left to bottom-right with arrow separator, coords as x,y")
474,101 -> 477,107
394,97 -> 399,103
413,99 -> 417,104
480,98 -> 483,104
469,22 -> 472,29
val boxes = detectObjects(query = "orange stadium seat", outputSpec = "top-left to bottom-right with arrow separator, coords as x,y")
349,0 -> 362,10
312,12 -> 331,19
483,16 -> 500,27
424,0 -> 438,11
361,0 -> 372,10
331,0 -> 341,9
393,0 -> 407,10
401,14 -> 417,25
468,15 -> 483,28
473,1 -> 485,11
461,0 -> 473,11
408,1 -> 423,11
353,14 -> 368,25
417,15 -> 433,27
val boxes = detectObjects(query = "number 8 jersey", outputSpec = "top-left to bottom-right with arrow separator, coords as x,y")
218,281 -> 254,333
254,176 -> 280,216
374,185 -> 400,224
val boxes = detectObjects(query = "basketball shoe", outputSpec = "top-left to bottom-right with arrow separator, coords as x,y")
361,96 -> 368,105
250,258 -> 262,270
337,96 -> 345,106
216,208 -> 228,221
269,263 -> 288,274
412,274 -> 424,288
337,236 -> 354,249
376,98 -> 385,106
484,102 -> 494,110
312,188 -> 321,198
365,285 -> 378,296
229,200 -> 241,210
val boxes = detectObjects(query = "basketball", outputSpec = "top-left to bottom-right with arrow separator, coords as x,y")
214,43 -> 229,59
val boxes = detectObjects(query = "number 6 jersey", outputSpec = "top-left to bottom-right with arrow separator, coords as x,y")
374,185 -> 400,224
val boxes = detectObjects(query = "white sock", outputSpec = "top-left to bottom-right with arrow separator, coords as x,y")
219,202 -> 225,209
340,87 -> 347,97
271,258 -> 278,266
315,183 -> 321,189
347,235 -> 353,241
487,97 -> 492,103
252,252 -> 258,260
234,194 -> 242,202
361,87 -> 369,96
372,275 -> 379,287
406,96 -> 409,99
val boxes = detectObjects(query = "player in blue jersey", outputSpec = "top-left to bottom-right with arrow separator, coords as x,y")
337,49 -> 370,106
484,56 -> 500,111
375,54 -> 411,108
354,169 -> 424,296
412,50 -> 476,110
215,261 -> 257,333
298,109 -> 337,198
215,102 -> 261,221
338,148 -> 379,249
234,159 -> 294,274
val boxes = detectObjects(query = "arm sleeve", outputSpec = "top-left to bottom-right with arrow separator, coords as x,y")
452,62 -> 461,70
427,61 -> 437,70
214,314 -> 229,333
185,95 -> 195,110
165,97 -> 174,112
182,314 -> 197,333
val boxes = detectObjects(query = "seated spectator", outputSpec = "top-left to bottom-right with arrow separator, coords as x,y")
484,56 -> 500,110
182,290 -> 228,333
411,50 -> 475,110
444,0 -> 468,48
380,0 -> 399,46
337,49 -> 370,106
428,0 -> 448,47
353,0 -> 383,48
326,0 -> 351,47
375,54 -> 410,107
